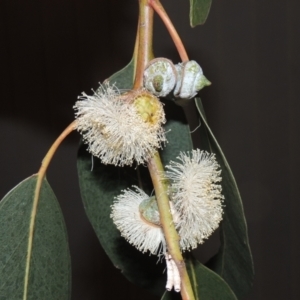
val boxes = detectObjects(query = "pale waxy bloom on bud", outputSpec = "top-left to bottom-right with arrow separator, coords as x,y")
174,60 -> 211,99
165,149 -> 224,251
110,186 -> 166,255
143,58 -> 178,97
143,58 -> 211,100
74,83 -> 166,166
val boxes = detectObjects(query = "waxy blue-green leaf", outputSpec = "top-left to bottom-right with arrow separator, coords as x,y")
190,0 -> 212,27
108,57 -> 136,89
0,176 -> 71,300
160,100 -> 193,165
161,255 -> 237,300
77,58 -> 193,295
195,98 -> 254,298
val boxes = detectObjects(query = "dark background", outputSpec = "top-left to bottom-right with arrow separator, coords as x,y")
0,0 -> 299,299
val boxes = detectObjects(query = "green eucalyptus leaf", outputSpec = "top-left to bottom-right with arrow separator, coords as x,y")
77,56 -> 193,294
195,98 -> 254,298
0,176 -> 71,300
161,255 -> 237,300
190,0 -> 212,27
107,57 -> 136,89
160,99 -> 193,165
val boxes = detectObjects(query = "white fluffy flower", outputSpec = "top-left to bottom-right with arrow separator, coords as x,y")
165,149 -> 224,251
74,83 -> 166,166
110,186 -> 166,255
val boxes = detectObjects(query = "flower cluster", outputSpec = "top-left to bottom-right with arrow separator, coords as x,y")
74,83 -> 166,166
74,81 -> 224,293
110,149 -> 224,255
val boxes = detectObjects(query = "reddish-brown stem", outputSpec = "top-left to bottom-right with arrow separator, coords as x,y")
149,0 -> 189,62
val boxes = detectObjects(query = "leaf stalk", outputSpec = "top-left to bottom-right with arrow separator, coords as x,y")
23,121 -> 75,300
149,0 -> 189,62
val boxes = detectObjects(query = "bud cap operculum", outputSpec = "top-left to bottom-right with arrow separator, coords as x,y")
174,60 -> 211,99
143,58 -> 177,97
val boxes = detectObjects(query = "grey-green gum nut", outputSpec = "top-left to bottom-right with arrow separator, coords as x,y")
139,196 -> 161,226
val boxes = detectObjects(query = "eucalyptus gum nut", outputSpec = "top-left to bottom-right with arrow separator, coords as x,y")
143,58 -> 177,97
139,196 -> 161,226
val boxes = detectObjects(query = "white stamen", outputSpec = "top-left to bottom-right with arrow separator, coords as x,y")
111,186 -> 166,255
166,149 -> 224,250
74,82 -> 166,166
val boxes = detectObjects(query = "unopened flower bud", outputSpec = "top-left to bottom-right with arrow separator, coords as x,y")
174,60 -> 211,99
143,58 -> 177,97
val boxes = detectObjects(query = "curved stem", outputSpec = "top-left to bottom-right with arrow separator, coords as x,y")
149,0 -> 189,62
38,121 -> 76,177
23,121 -> 76,300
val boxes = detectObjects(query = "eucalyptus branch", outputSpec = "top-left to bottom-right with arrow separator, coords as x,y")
0,1 -> 254,299
149,0 -> 189,62
133,1 -> 195,299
